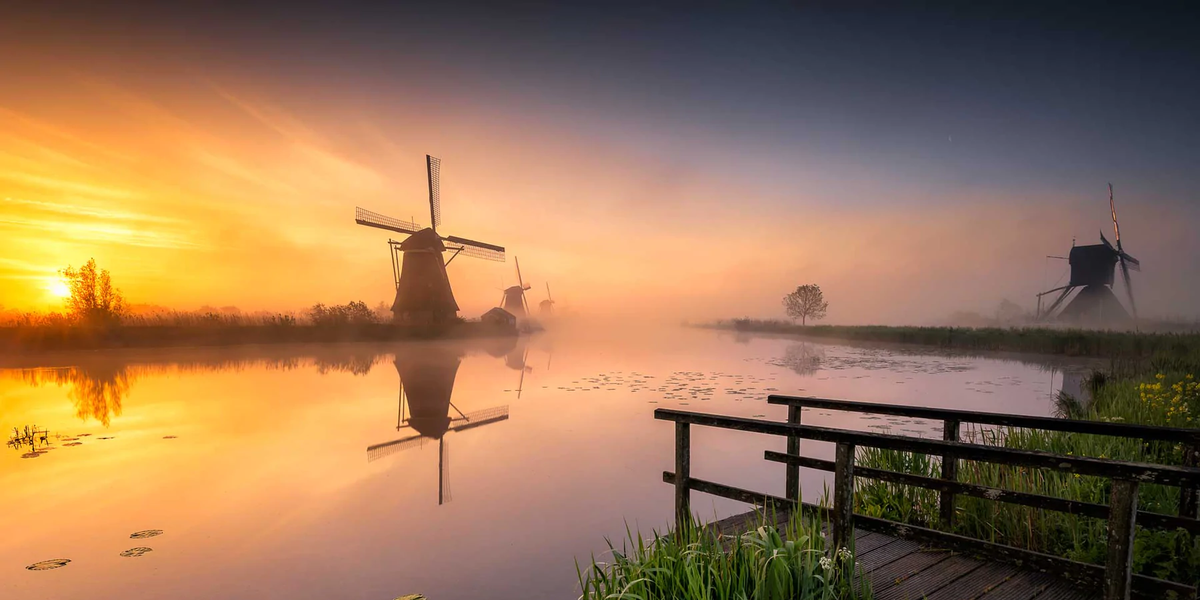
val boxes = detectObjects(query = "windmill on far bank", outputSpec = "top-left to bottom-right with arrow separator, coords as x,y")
355,155 -> 506,324
539,283 -> 555,316
500,257 -> 531,317
1036,184 -> 1140,325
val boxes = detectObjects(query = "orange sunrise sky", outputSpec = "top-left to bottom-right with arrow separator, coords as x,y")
3,5 -> 1198,324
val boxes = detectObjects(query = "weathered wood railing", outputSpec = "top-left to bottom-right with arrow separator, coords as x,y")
767,395 -> 1200,522
656,401 -> 1200,600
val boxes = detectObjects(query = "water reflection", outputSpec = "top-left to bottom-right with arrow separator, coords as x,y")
367,346 -> 509,505
22,365 -> 131,426
776,342 -> 826,376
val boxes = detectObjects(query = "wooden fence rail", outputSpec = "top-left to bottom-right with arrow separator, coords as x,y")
655,405 -> 1200,600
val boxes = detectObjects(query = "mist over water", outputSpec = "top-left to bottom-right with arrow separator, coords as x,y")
1,326 -> 1094,599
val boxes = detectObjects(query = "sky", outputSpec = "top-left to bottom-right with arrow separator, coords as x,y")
1,2 -> 1198,324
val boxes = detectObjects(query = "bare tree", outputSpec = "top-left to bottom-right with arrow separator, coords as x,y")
782,284 -> 828,326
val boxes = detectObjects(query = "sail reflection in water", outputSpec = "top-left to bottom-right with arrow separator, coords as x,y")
367,345 -> 509,505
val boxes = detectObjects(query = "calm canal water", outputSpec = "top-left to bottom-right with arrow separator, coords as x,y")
1,326 -> 1091,599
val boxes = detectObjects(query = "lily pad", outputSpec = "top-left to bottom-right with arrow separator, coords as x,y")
130,530 -> 163,539
119,547 -> 153,558
26,559 -> 70,570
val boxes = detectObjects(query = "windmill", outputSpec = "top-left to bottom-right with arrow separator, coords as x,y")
504,342 -> 532,399
366,351 -> 509,505
355,155 -> 506,324
1036,184 -> 1141,325
499,257 -> 531,317
539,282 -> 556,316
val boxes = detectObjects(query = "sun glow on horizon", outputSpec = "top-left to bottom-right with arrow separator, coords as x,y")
47,279 -> 71,299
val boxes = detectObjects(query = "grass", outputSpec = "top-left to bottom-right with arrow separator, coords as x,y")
854,367 -> 1200,588
578,510 -> 871,600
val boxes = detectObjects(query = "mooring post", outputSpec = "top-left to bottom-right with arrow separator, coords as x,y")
833,442 -> 856,551
785,404 -> 802,502
940,418 -> 960,528
1181,443 -> 1198,520
675,421 -> 691,526
1104,478 -> 1139,600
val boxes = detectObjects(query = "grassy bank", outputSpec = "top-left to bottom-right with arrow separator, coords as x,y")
855,368 -> 1200,588
0,321 -> 515,354
711,319 -> 1200,363
579,512 -> 871,600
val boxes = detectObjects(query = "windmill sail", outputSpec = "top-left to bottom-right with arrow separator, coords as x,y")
443,235 -> 506,262
356,207 -> 422,235
428,155 -> 441,232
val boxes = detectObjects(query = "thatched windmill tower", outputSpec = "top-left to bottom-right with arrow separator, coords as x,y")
500,257 -> 531,318
355,155 -> 506,324
1036,184 -> 1141,325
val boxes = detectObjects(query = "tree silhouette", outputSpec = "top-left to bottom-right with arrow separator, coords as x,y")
60,258 -> 126,324
782,284 -> 829,326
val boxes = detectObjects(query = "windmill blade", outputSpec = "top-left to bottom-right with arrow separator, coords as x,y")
356,207 -> 422,235
439,437 -> 450,505
1099,231 -> 1116,251
515,257 -> 525,289
427,155 -> 441,232
1119,251 -> 1141,271
1120,258 -> 1138,321
546,282 -> 553,302
447,406 -> 509,432
442,235 -> 505,262
366,433 -> 426,462
1109,183 -> 1121,244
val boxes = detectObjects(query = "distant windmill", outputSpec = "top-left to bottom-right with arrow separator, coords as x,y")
1036,184 -> 1141,325
539,282 -> 556,316
355,155 -> 506,324
366,353 -> 508,505
500,257 -> 531,317
504,343 -> 532,399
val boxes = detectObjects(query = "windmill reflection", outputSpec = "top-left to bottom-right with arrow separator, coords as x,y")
366,347 -> 509,505
504,341 -> 533,399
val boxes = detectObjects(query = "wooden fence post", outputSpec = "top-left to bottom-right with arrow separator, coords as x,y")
675,421 -> 691,526
1181,443 -> 1198,520
833,442 -> 856,551
940,419 -> 960,528
1105,478 -> 1139,600
785,404 -> 802,502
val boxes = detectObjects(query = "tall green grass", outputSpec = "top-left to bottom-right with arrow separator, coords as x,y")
855,369 -> 1200,587
578,511 -> 872,600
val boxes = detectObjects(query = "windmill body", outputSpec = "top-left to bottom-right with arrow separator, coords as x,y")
1036,185 -> 1140,326
355,155 -> 505,325
499,256 -> 531,318
539,282 -> 555,316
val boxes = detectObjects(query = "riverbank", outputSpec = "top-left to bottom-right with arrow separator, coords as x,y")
0,320 -> 516,355
708,319 -> 1200,364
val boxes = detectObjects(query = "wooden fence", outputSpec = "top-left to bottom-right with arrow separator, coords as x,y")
656,395 -> 1200,600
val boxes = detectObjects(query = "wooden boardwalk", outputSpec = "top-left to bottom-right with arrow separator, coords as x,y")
709,508 -> 1091,600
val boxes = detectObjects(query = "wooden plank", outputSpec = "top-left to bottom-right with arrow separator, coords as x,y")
941,418 -> 961,528
833,442 -> 856,551
765,395 -> 1200,444
874,553 -> 982,600
785,403 -> 801,501
655,408 -> 1200,487
869,549 -> 953,592
923,562 -> 1023,600
1034,579 -> 1095,600
854,532 -> 898,556
859,538 -> 921,573
675,421 -> 690,524
975,570 -> 1057,600
764,451 -> 1200,535
1104,479 -> 1139,600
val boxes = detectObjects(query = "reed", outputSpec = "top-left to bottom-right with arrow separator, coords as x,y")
577,510 -> 872,600
854,368 -> 1200,586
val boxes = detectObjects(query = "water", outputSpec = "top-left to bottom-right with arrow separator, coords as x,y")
0,326 -> 1092,599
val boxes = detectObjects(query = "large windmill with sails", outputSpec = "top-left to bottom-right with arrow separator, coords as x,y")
1036,184 -> 1141,325
356,155 -> 506,324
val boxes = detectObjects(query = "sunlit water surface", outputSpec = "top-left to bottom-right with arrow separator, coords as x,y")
0,326 -> 1092,599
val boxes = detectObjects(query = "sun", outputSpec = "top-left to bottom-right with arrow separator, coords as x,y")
48,280 -> 71,299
